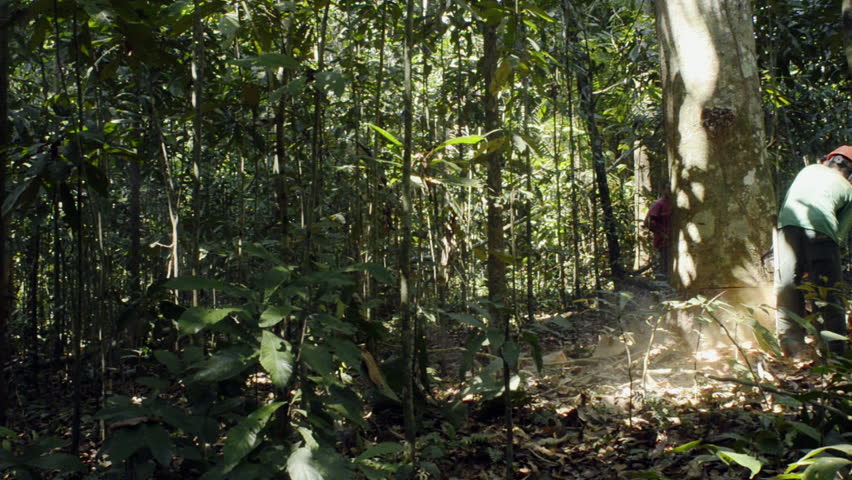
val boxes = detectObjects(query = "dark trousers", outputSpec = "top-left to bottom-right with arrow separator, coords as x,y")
775,226 -> 846,354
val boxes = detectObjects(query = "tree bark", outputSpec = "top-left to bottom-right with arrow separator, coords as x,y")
190,0 -> 204,307
0,0 -> 9,427
656,0 -> 775,309
27,221 -> 41,380
482,15 -> 512,479
576,51 -> 623,280
304,2 -> 330,267
71,8 -> 86,454
401,0 -> 417,468
844,0 -> 852,75
633,143 -> 652,271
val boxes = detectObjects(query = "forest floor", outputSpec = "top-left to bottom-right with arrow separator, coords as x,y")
2,276 -> 837,479
409,278 -> 832,480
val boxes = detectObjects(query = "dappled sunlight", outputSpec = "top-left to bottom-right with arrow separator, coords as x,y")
694,347 -> 721,364
667,0 -> 719,102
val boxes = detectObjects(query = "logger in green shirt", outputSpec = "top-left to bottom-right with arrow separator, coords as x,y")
776,145 -> 852,357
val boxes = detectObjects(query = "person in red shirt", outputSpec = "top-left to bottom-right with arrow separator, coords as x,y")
644,191 -> 673,277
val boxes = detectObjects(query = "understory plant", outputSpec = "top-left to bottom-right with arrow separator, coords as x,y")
97,243 -> 403,479
640,289 -> 852,479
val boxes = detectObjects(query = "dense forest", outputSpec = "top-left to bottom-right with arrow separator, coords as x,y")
0,0 -> 851,478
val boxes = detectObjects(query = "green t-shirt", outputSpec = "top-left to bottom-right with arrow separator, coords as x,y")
777,163 -> 852,244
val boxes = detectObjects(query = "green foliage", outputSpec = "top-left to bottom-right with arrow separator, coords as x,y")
0,429 -> 84,480
223,402 -> 285,473
664,288 -> 852,480
95,243 -> 396,478
674,440 -> 763,478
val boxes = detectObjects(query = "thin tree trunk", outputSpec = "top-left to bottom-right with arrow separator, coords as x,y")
52,193 -> 64,361
0,0 -> 10,425
304,2 -> 330,267
482,17 -> 512,479
551,86 -> 567,309
364,1 -> 387,356
576,50 -> 623,280
567,78 -> 581,297
27,221 -> 41,381
153,112 -> 180,284
71,8 -> 85,454
844,0 -> 852,75
401,0 -> 417,468
190,0 -> 204,307
561,0 -> 582,297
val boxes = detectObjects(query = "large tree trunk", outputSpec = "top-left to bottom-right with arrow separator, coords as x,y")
656,1 -> 776,319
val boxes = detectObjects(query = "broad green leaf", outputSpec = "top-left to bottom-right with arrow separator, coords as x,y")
163,276 -> 229,291
802,457 -> 852,480
301,344 -> 335,378
232,53 -> 300,70
316,70 -> 347,97
179,307 -> 243,335
2,178 -> 41,217
355,442 -> 404,463
223,402 -> 285,473
328,385 -> 367,429
439,135 -> 486,147
672,440 -> 703,453
141,424 -> 174,466
154,405 -> 198,434
819,330 -> 847,342
95,403 -> 147,423
287,446 -> 352,480
259,305 -> 294,328
524,5 -> 555,22
102,428 -> 146,463
260,331 -> 294,390
153,350 -> 182,374
327,337 -> 362,369
136,376 -> 170,390
26,452 -> 84,472
502,340 -> 519,369
219,11 -> 239,48
344,263 -> 393,285
797,444 -> 852,462
366,123 -> 402,148
301,271 -> 355,288
256,266 -> 295,301
193,347 -> 254,383
22,437 -> 66,459
546,315 -> 573,329
522,331 -> 543,373
311,313 -> 356,335
460,332 -> 486,378
447,312 -> 484,329
244,243 -> 286,266
421,461 -> 441,477
789,421 -> 822,442
717,451 -> 762,478
491,57 -> 513,93
287,447 -> 325,480
81,161 -> 109,197
485,328 -> 505,350
433,175 -> 482,187
749,318 -> 782,357
626,471 -> 673,479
